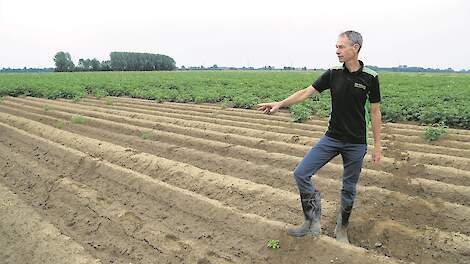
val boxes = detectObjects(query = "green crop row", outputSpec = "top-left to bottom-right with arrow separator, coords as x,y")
0,71 -> 469,129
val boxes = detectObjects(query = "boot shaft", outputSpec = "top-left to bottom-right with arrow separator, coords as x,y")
300,191 -> 321,221
340,203 -> 353,227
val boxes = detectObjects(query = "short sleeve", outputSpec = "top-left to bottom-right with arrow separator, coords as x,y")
312,69 -> 331,93
369,75 -> 381,103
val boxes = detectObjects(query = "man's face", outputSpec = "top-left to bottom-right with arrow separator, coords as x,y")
336,35 -> 360,63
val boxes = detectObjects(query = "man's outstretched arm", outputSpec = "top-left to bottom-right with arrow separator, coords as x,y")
257,85 -> 319,114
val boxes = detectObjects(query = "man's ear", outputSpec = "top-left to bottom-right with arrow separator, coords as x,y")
353,43 -> 360,52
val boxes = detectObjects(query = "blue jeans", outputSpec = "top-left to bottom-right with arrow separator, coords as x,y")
293,135 -> 367,207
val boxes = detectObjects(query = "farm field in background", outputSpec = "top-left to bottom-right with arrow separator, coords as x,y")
0,70 -> 469,128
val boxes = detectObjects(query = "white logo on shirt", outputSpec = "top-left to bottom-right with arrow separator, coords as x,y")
354,83 -> 366,90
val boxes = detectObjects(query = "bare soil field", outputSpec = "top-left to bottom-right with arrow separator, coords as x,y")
1,96 -> 469,264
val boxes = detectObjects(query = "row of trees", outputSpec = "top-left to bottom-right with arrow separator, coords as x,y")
53,51 -> 176,72
110,52 -> 176,71
53,52 -> 75,72
367,65 -> 467,73
77,58 -> 111,71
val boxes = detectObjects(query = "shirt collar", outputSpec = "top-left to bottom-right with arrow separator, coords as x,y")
343,60 -> 364,74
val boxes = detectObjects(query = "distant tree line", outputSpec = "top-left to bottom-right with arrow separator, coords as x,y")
52,51 -> 176,72
179,65 -> 311,71
110,52 -> 176,71
4,55 -> 469,73
0,67 -> 54,73
179,65 -> 469,72
53,52 -> 76,72
367,65 -> 469,73
77,58 -> 111,71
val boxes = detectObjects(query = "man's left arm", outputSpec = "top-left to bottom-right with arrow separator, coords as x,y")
370,103 -> 381,164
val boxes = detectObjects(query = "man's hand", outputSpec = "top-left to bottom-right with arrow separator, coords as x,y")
257,102 -> 282,115
372,145 -> 381,164
257,86 -> 318,115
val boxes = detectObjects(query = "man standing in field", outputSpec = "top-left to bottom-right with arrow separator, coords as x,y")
257,31 -> 381,243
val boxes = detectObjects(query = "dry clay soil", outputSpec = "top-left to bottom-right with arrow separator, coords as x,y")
1,96 -> 470,264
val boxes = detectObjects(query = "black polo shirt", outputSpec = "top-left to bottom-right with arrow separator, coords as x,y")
312,60 -> 381,144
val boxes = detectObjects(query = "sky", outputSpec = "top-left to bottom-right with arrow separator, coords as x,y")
1,0 -> 469,70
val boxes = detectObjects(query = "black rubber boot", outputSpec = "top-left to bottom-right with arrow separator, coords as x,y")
287,191 -> 321,237
334,202 -> 353,243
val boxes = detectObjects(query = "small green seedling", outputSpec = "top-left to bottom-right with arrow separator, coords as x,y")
140,131 -> 153,140
71,115 -> 86,124
43,104 -> 50,111
105,98 -> 113,106
267,239 -> 280,249
0,96 -> 4,102
424,123 -> 448,142
56,120 -> 65,129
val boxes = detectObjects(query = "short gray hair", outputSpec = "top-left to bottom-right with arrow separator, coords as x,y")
340,30 -> 363,52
